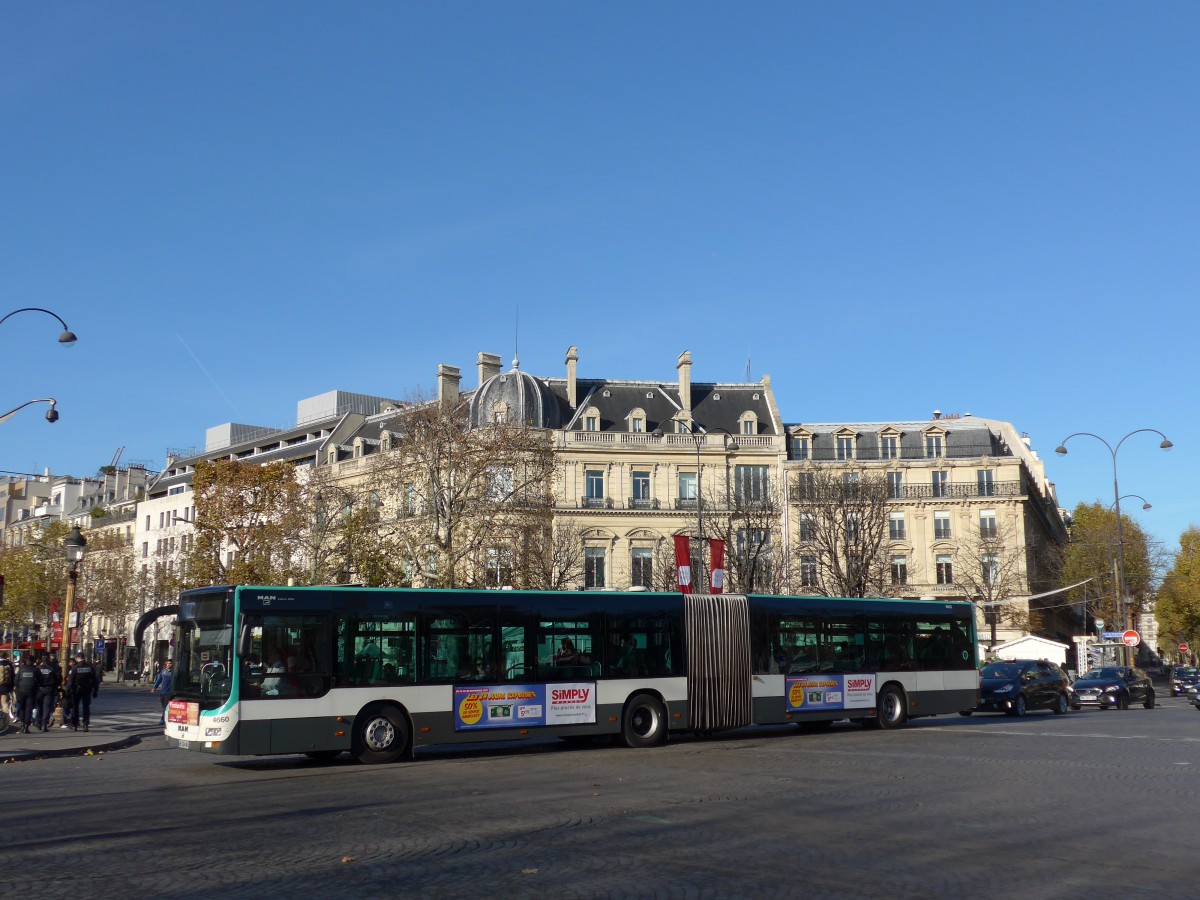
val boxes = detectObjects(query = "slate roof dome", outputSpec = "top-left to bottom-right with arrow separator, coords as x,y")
469,362 -> 562,429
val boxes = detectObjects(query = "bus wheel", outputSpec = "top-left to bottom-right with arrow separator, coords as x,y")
621,694 -> 667,748
353,706 -> 409,764
875,685 -> 908,730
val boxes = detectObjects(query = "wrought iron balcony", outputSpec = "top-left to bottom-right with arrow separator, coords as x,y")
628,497 -> 660,510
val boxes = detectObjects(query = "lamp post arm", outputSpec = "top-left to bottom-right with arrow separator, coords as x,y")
0,307 -> 72,331
0,399 -> 58,424
1114,428 -> 1172,455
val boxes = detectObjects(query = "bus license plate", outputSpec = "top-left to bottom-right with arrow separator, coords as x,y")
178,740 -> 190,750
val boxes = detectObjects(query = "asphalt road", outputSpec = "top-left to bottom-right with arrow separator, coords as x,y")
6,693 -> 1199,899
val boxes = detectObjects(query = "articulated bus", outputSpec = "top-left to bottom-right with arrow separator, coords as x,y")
166,585 -> 979,763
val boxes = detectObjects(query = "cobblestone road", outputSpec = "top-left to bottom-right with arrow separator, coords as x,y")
5,699 -> 1199,899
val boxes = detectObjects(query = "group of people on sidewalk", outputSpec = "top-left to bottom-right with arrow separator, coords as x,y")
0,650 -> 100,734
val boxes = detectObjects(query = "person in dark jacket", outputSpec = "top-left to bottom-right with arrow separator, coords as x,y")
13,655 -> 41,733
67,653 -> 99,731
35,654 -> 62,732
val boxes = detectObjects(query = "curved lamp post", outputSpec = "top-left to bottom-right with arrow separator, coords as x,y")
0,307 -> 77,345
0,398 -> 58,424
1055,429 -> 1172,664
653,421 -> 739,592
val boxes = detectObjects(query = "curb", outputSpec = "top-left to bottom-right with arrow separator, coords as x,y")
0,730 -> 159,765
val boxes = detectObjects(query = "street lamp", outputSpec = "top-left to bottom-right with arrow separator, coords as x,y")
0,307 -> 77,345
1108,494 -> 1151,511
0,398 -> 58,424
653,421 -> 739,592
55,525 -> 87,725
1055,429 -> 1172,665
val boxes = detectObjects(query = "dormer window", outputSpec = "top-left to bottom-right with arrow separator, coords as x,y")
492,402 -> 510,425
627,408 -> 647,433
738,412 -> 758,436
584,406 -> 600,432
835,429 -> 858,461
879,428 -> 902,460
924,428 -> 946,458
791,429 -> 813,461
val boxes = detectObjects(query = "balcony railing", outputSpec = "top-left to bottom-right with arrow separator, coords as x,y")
581,496 -> 614,509
628,497 -> 660,510
560,432 -> 781,451
789,439 -> 1005,462
789,480 -> 1023,503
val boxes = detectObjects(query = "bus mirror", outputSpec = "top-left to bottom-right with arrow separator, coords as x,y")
238,623 -> 251,657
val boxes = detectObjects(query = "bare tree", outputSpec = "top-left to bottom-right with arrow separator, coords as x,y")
707,469 -> 787,594
952,514 -> 1030,646
790,468 -> 893,597
363,398 -> 557,588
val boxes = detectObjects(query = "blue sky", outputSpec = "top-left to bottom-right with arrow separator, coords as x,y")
1,3 -> 1196,554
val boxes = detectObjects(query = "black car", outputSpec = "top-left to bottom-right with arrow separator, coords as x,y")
1069,666 -> 1155,710
1170,666 -> 1200,696
961,659 -> 1071,717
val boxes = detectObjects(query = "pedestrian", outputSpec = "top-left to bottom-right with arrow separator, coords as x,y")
152,659 -> 173,725
12,654 -> 40,734
61,657 -> 77,729
35,654 -> 62,732
66,653 -> 99,732
0,651 -> 14,725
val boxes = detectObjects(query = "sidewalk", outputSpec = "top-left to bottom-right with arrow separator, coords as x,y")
0,680 -> 164,764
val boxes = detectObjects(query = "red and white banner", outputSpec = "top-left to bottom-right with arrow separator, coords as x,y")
673,534 -> 693,595
709,539 -> 725,594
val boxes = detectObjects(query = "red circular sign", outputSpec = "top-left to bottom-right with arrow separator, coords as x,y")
1180,643 -> 1190,654
1122,630 -> 1141,647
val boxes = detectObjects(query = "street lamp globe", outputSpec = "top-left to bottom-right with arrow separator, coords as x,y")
65,525 -> 87,566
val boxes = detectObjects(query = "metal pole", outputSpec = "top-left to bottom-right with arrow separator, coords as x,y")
54,564 -> 77,725
695,427 -> 704,593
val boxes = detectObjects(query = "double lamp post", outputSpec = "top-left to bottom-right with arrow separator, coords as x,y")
1055,429 -> 1172,667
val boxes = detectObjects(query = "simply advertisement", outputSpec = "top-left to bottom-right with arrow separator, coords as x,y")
454,682 -> 597,731
784,674 -> 876,712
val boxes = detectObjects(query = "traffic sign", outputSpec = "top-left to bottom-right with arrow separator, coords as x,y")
1122,630 -> 1141,648
1180,643 -> 1190,654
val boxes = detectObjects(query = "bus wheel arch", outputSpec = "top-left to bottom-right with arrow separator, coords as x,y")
352,702 -> 411,764
873,682 -> 909,730
620,692 -> 668,748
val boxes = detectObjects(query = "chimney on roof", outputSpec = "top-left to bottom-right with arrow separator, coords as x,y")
477,352 -> 502,387
932,410 -> 942,420
677,350 -> 693,414
437,364 -> 461,408
565,346 -> 579,409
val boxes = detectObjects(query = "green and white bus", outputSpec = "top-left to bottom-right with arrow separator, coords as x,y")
166,585 -> 979,763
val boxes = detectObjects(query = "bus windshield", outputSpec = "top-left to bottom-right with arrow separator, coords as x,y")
175,592 -> 234,702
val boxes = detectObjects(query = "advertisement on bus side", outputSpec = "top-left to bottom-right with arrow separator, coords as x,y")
784,674 -> 876,712
453,682 -> 596,731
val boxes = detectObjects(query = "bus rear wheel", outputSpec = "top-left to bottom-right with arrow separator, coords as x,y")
874,685 -> 908,730
621,694 -> 667,748
352,706 -> 409,764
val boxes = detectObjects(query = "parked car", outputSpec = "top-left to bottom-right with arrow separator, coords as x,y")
1069,666 -> 1155,710
960,659 -> 1072,717
1170,666 -> 1200,696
